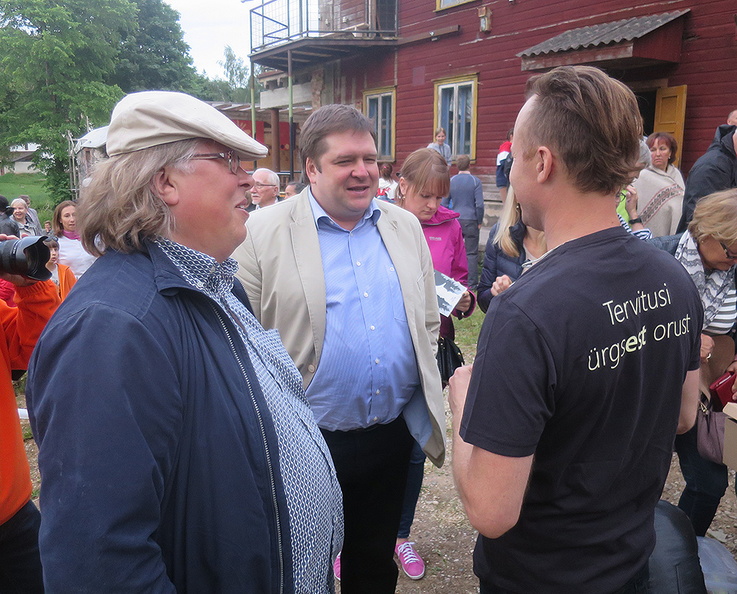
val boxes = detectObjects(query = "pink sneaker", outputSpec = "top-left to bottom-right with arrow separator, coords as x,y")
333,552 -> 341,581
395,541 -> 425,580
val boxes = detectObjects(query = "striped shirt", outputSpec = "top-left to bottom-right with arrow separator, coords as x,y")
704,286 -> 737,335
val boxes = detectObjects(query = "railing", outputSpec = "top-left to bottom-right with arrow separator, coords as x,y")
250,0 -> 397,54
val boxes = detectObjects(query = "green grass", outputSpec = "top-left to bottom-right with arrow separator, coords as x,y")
454,306 -> 485,364
0,173 -> 56,226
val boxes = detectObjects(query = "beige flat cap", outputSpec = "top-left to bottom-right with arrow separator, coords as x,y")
106,91 -> 268,160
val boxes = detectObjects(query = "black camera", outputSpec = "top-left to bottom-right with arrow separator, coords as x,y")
0,235 -> 51,281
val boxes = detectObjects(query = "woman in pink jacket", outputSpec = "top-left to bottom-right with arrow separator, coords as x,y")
393,147 -> 475,580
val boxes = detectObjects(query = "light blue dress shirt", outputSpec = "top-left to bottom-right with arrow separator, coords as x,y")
305,192 -> 421,431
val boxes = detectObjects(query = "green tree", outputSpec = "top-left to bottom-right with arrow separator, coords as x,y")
0,0 -> 136,200
111,0 -> 198,93
220,45 -> 249,97
190,46 -> 260,104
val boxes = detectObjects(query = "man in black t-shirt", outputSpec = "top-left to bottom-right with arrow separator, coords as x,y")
450,66 -> 703,594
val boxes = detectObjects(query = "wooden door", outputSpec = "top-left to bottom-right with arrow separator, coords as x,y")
654,85 -> 687,168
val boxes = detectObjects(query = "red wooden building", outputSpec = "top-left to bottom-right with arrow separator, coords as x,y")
249,0 -> 736,192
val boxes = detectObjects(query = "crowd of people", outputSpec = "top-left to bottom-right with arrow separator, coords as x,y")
0,64 -> 736,593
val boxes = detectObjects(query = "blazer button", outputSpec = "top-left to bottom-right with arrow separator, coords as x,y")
308,364 -> 316,373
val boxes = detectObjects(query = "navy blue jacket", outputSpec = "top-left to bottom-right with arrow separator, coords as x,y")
27,242 -> 294,593
678,125 -> 737,232
478,221 -> 527,313
648,233 -> 681,256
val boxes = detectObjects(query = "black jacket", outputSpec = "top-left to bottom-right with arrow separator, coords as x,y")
0,213 -> 20,237
678,125 -> 737,232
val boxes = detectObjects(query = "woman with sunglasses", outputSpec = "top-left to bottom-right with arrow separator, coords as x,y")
650,188 -> 737,537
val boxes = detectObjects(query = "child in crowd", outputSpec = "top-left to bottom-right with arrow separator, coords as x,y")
44,238 -> 76,300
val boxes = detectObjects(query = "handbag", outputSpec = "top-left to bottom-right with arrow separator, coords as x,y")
696,394 -> 726,465
709,371 -> 736,412
436,336 -> 464,385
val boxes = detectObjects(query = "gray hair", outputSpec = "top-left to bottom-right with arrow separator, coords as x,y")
254,168 -> 279,186
78,139 -> 201,257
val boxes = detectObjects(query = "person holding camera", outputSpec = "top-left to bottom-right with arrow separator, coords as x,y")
0,235 -> 60,593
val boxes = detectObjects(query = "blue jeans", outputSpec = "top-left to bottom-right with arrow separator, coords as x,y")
0,500 -> 44,593
674,425 -> 729,536
397,440 -> 425,539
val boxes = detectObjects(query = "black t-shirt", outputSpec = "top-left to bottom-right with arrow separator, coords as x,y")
460,227 -> 702,593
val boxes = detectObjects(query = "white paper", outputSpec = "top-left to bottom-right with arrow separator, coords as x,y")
435,270 -> 466,317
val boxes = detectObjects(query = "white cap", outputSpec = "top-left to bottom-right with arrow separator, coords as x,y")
106,91 -> 268,160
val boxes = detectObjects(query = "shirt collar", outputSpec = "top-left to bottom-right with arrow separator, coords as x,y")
155,237 -> 238,298
307,189 -> 381,231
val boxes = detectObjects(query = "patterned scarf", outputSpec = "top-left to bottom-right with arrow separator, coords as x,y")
675,231 -> 734,329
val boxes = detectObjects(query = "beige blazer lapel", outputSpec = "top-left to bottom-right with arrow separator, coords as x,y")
291,193 -> 327,371
377,205 -> 421,338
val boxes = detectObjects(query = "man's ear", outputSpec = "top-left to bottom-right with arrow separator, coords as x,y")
152,167 -> 179,206
305,157 -> 320,184
536,146 -> 554,183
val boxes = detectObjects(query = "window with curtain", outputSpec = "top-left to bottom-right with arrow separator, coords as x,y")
435,75 -> 477,160
364,88 -> 396,160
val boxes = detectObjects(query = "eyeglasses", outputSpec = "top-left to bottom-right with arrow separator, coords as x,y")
253,183 -> 277,189
191,151 -> 241,175
720,241 -> 737,260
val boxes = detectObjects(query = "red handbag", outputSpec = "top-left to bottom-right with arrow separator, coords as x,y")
709,372 -> 736,412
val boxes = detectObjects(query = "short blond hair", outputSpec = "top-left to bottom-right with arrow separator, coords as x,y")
689,188 -> 737,247
78,139 -> 201,257
523,66 -> 642,196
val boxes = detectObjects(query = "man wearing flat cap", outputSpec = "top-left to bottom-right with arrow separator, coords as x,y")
26,91 -> 343,593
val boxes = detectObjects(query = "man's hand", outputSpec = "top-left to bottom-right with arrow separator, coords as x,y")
0,234 -> 37,286
449,364 -> 473,419
491,275 -> 513,297
449,363 -> 533,539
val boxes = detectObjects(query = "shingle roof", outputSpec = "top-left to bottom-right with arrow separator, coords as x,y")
518,10 -> 689,58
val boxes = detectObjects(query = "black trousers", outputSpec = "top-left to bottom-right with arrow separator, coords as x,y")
479,563 -> 649,594
0,501 -> 44,593
321,416 -> 414,594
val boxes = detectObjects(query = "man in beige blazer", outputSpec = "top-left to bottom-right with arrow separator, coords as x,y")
234,104 -> 444,593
